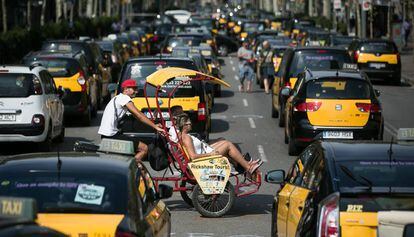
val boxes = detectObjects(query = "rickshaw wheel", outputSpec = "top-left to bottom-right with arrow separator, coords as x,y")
191,182 -> 235,218
180,180 -> 195,207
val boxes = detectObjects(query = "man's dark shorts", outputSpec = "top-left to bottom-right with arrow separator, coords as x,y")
101,133 -> 142,152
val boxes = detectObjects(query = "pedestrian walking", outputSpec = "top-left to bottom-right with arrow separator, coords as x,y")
237,41 -> 255,93
403,18 -> 412,47
259,41 -> 275,94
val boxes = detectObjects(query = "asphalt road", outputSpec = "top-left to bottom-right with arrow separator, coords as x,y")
2,55 -> 414,236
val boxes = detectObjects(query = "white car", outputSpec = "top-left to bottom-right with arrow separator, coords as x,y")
0,65 -> 65,150
165,10 -> 191,24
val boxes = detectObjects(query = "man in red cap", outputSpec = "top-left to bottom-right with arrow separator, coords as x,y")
98,79 -> 165,162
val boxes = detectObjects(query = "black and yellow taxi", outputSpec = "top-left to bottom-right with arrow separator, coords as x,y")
283,68 -> 383,155
162,33 -> 214,54
348,39 -> 401,85
272,47 -> 352,127
111,57 -> 212,142
239,20 -> 266,43
0,139 -> 172,237
0,196 -> 67,237
22,51 -> 95,125
266,138 -> 414,237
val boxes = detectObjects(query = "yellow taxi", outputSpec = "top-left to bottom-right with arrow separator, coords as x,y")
0,139 -> 172,237
283,68 -> 383,155
266,138 -> 414,237
348,39 -> 401,85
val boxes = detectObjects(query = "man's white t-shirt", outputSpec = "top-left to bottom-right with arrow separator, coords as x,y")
98,93 -> 132,136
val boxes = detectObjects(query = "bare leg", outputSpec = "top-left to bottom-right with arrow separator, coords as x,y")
135,141 -> 148,163
246,80 -> 252,93
264,78 -> 269,94
210,140 -> 250,170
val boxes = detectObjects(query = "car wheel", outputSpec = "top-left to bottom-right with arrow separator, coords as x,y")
218,45 -> 228,56
214,85 -> 221,97
39,124 -> 52,152
278,104 -> 285,127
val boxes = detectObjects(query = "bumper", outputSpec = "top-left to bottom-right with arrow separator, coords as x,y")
0,124 -> 46,142
291,119 -> 382,147
359,64 -> 401,80
62,91 -> 89,116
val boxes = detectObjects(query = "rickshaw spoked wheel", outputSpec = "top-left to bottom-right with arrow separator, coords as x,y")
191,182 -> 235,218
180,180 -> 196,207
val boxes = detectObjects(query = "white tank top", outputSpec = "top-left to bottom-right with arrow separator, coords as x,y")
189,135 -> 214,154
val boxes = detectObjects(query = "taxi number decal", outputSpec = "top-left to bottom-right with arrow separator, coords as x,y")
1,200 -> 22,215
346,204 -> 363,212
74,184 -> 105,205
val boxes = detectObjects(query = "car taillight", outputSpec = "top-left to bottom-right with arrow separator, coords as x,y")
284,81 -> 291,88
77,71 -> 87,92
198,102 -> 206,121
317,192 -> 339,237
32,114 -> 45,126
353,50 -> 360,62
355,103 -> 381,113
115,229 -> 136,237
294,101 -> 322,112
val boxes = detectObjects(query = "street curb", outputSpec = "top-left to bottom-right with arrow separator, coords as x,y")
402,74 -> 414,86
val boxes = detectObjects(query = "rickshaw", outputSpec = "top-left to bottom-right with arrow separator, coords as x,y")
144,67 -> 262,217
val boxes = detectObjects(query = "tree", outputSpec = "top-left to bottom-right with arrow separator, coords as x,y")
2,0 -> 6,32
56,0 -> 62,22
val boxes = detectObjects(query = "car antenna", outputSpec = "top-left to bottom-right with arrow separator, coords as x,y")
57,144 -> 62,176
388,137 -> 394,167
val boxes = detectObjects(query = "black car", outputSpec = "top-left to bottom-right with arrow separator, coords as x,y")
113,57 -> 212,143
162,33 -> 212,54
0,139 -> 172,236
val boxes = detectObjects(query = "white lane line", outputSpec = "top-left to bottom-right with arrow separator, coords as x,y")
212,114 -> 228,119
257,145 -> 268,162
229,60 -> 234,65
248,117 -> 256,128
234,75 -> 239,81
243,98 -> 248,107
232,66 -> 236,71
384,121 -> 398,138
188,233 -> 214,237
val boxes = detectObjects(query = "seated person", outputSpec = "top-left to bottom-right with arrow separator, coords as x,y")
174,113 -> 263,176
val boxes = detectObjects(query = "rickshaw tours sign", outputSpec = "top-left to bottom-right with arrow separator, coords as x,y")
189,156 -> 231,195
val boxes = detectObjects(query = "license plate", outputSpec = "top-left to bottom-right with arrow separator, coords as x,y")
323,131 -> 353,139
144,111 -> 170,119
0,114 -> 16,121
369,63 -> 386,69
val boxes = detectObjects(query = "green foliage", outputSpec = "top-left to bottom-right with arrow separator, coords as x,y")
0,17 -> 117,64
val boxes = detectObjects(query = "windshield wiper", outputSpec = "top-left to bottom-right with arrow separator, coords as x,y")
339,165 -> 373,190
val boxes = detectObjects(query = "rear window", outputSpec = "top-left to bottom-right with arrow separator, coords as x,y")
289,51 -> 352,77
306,78 -> 371,99
42,42 -> 82,53
360,42 -> 397,53
168,37 -> 202,47
0,172 -> 127,214
97,41 -> 113,52
33,59 -> 80,77
0,73 -> 41,97
120,61 -> 200,97
336,160 -> 414,189
331,36 -> 354,46
244,23 -> 265,32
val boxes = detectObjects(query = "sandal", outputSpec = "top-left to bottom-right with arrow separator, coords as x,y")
248,159 -> 263,175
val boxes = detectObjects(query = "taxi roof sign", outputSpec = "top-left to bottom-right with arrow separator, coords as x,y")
342,63 -> 358,70
0,196 -> 37,221
397,128 -> 414,143
98,138 -> 135,155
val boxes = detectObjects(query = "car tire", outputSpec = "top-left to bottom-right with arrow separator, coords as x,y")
214,85 -> 221,97
39,124 -> 52,152
278,104 -> 285,127
271,201 -> 278,237
218,45 -> 228,57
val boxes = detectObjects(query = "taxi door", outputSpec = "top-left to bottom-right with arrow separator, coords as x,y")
138,165 -> 171,237
272,51 -> 291,112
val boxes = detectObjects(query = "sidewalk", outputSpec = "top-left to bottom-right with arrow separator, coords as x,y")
401,41 -> 414,84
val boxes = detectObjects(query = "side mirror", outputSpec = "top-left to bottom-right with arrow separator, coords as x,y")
157,184 -> 173,199
265,170 -> 285,184
108,83 -> 117,93
57,86 -> 65,98
375,89 -> 381,97
218,58 -> 225,66
281,87 -> 292,97
403,224 -> 414,237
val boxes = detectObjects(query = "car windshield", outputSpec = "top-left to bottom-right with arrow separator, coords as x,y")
120,61 -> 200,97
0,172 -> 127,214
168,37 -> 203,47
306,78 -> 371,99
360,42 -> 397,53
0,73 -> 39,97
33,59 -> 80,77
336,160 -> 414,189
244,23 -> 265,32
97,41 -> 113,52
289,51 -> 352,77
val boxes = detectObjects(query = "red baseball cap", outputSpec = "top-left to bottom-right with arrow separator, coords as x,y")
121,79 -> 137,89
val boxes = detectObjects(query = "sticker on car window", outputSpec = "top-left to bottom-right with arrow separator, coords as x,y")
131,64 -> 142,77
74,184 -> 105,205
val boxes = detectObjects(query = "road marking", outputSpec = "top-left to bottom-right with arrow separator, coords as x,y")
233,114 -> 264,119
212,114 -> 228,119
230,60 -> 234,65
243,99 -> 248,107
232,66 -> 236,71
97,110 -> 104,114
248,117 -> 256,128
188,233 -> 214,237
234,75 -> 239,81
257,145 -> 268,162
384,122 -> 398,138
